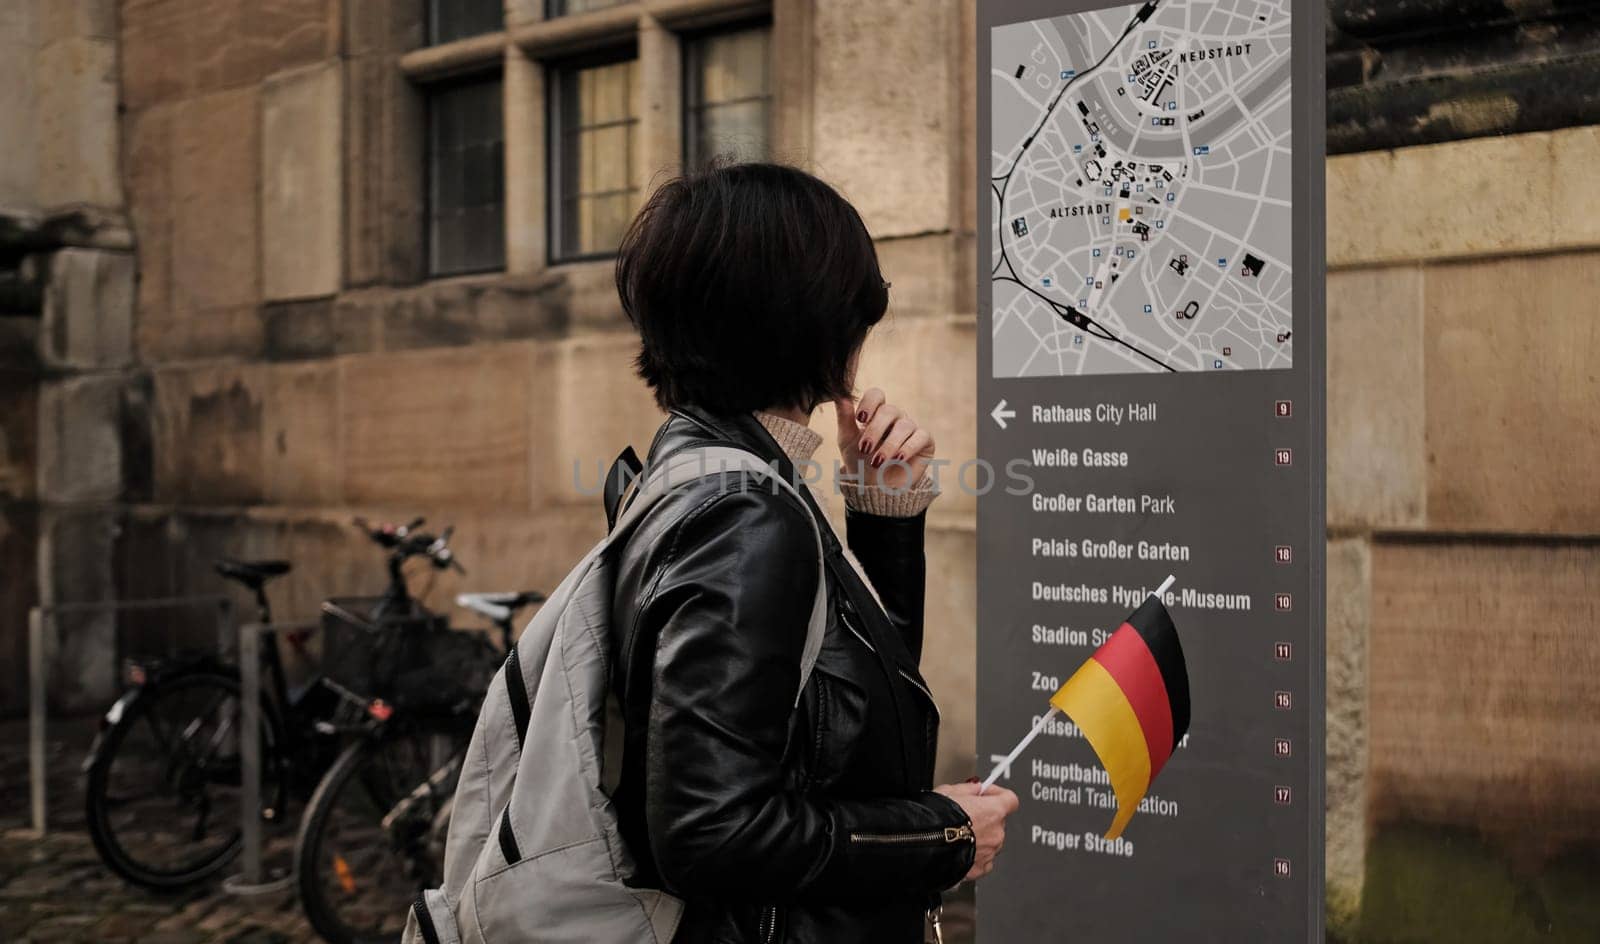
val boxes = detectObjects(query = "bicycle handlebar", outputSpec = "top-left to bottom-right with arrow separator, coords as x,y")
352,517 -> 466,574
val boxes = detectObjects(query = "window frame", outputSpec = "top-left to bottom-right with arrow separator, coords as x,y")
426,0 -> 505,46
423,69 -> 509,279
545,45 -> 642,266
680,17 -> 776,170
544,0 -> 632,20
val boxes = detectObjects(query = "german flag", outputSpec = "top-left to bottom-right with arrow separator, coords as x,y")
1051,594 -> 1189,839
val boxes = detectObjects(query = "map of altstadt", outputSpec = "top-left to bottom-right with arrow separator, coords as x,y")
991,0 -> 1292,376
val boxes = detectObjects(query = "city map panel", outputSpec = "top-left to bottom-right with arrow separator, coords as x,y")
991,0 -> 1293,377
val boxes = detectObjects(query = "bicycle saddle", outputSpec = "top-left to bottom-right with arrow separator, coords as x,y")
455,591 -> 546,622
214,558 -> 292,588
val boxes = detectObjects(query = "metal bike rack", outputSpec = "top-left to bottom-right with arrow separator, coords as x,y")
26,596 -> 235,836
224,618 -> 317,897
224,615 -> 489,897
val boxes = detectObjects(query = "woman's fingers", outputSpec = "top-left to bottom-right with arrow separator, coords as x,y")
859,404 -> 904,457
833,397 -> 860,446
873,417 -> 916,466
855,387 -> 886,426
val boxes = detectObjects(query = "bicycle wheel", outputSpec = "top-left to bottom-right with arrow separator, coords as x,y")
84,670 -> 285,889
296,725 -> 465,944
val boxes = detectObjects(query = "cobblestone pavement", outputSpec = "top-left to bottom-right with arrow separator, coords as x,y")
0,718 -> 978,943
0,718 -> 314,943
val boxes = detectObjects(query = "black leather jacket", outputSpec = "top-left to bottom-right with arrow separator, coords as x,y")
607,408 -> 974,943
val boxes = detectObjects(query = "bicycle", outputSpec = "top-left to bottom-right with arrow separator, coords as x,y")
82,518 -> 457,890
294,587 -> 545,944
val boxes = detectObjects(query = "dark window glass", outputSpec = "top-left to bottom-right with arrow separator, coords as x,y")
547,0 -> 630,17
685,25 -> 772,169
428,78 -> 506,276
550,56 -> 638,261
427,0 -> 503,45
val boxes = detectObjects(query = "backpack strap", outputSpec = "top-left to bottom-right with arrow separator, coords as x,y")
605,444 -> 827,707
603,446 -> 644,531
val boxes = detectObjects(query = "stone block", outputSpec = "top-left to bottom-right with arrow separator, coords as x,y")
359,276 -> 568,354
138,305 -> 266,364
1325,537 -> 1370,934
1368,540 -> 1600,844
561,261 -> 632,332
874,233 -> 963,320
119,0 -> 189,108
1423,252 -> 1600,535
263,361 -> 340,505
262,61 -> 343,301
0,2 -> 38,211
636,16 -> 681,191
124,104 -> 174,332
38,509 -> 120,712
247,0 -> 337,76
341,345 -> 533,507
1554,126 -> 1600,250
505,49 -> 547,274
188,0 -> 335,95
346,57 -> 427,287
1327,266 -> 1425,531
811,0 -> 958,238
38,0 -> 117,44
0,2 -> 37,47
171,86 -> 260,316
41,249 -> 135,369
539,333 -> 662,506
34,36 -> 121,209
344,0 -> 424,58
1328,130 -> 1560,267
38,372 -> 152,504
152,364 -> 267,505
263,296 -> 377,362
924,525 -> 977,787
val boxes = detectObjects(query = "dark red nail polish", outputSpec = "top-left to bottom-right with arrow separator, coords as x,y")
857,411 -> 869,423
859,439 -> 870,453
871,456 -> 884,468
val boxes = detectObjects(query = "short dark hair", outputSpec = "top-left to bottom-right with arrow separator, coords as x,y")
615,163 -> 888,415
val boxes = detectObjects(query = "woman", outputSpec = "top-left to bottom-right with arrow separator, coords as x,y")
608,162 -> 1019,944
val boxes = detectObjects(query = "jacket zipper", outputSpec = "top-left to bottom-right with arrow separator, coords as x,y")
849,824 -> 974,846
838,608 -> 941,724
758,904 -> 779,943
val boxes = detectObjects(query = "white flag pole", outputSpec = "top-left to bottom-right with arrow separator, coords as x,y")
977,574 -> 1176,795
979,708 -> 1057,793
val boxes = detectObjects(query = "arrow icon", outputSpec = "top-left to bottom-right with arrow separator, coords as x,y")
992,400 -> 1017,429
988,753 -> 1014,782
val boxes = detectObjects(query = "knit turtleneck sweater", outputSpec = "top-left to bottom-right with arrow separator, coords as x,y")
754,412 -> 939,518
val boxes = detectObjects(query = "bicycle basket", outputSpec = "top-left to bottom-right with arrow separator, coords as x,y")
318,597 -> 496,711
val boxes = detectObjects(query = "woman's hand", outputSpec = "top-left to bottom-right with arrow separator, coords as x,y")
834,389 -> 936,491
933,782 -> 1019,881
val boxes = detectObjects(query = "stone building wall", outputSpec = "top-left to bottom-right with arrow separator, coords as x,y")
3,0 -> 1598,938
1323,128 -> 1600,939
0,0 -> 131,716
67,0 -> 983,739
